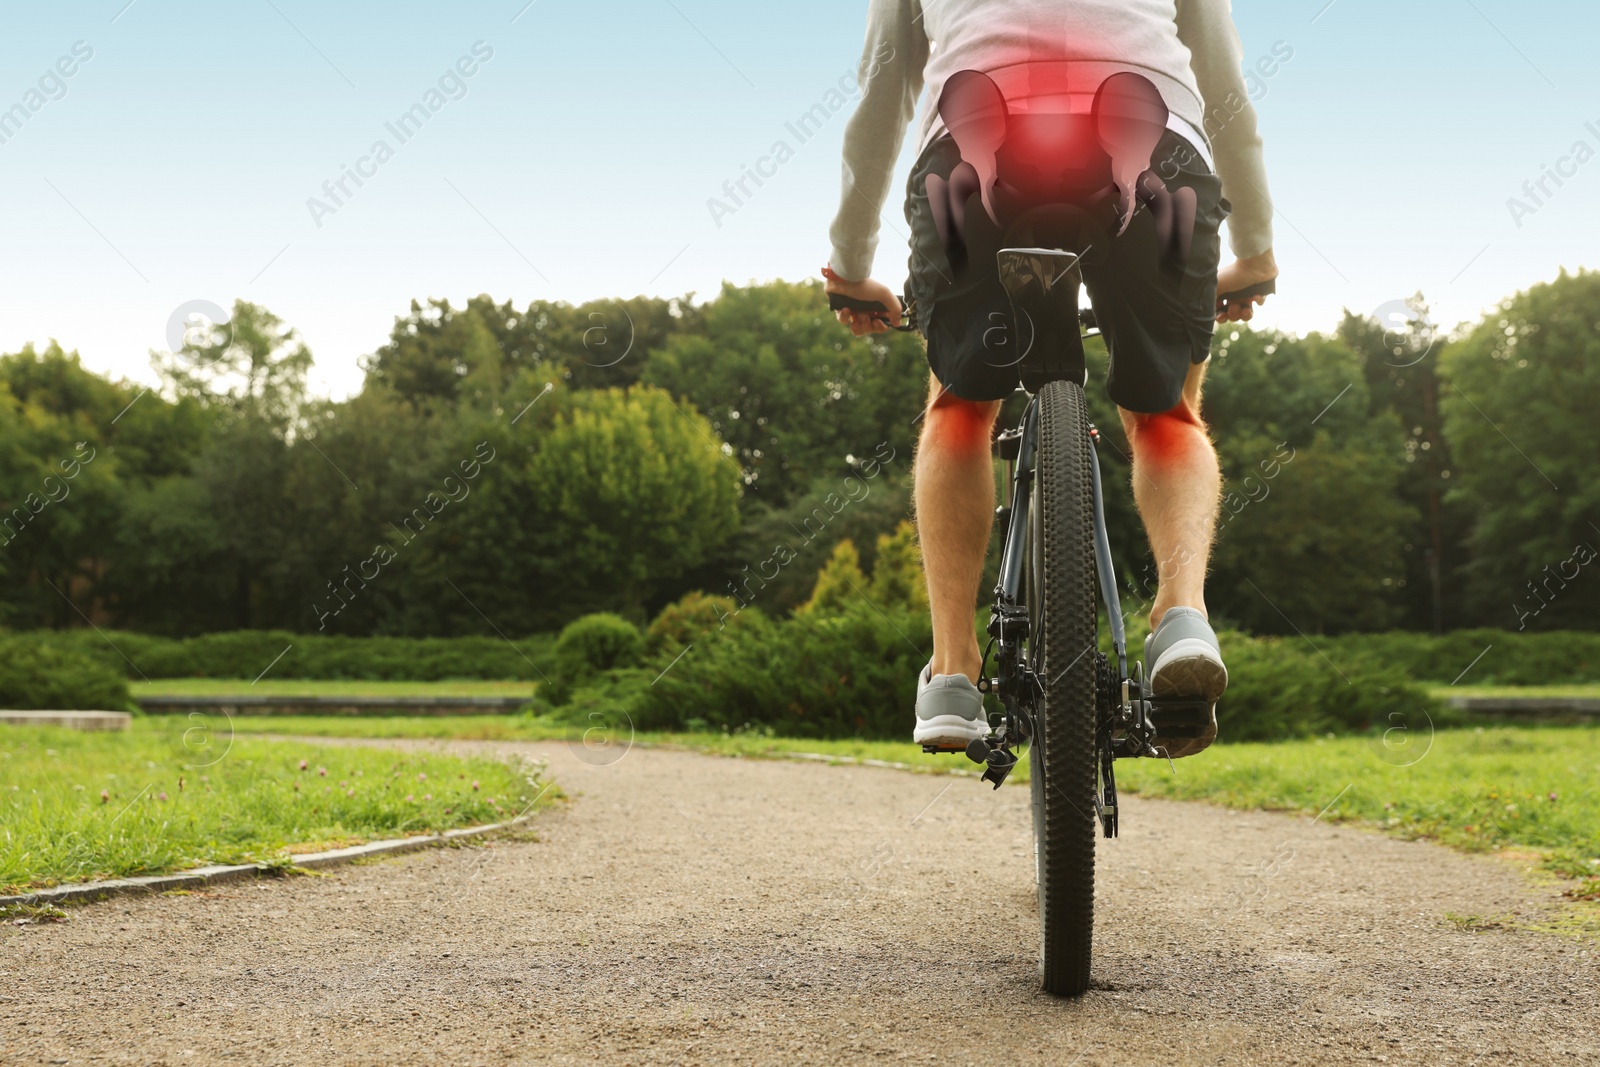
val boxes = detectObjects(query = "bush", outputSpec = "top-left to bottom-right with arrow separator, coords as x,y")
542,614 -> 645,705
11,630 -> 554,681
1215,633 -> 1443,742
867,521 -> 928,614
798,540 -> 866,617
0,637 -> 130,711
637,605 -> 929,738
548,668 -> 654,729
645,592 -> 739,659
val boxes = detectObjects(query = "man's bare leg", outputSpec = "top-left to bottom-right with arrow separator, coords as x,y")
1119,361 -> 1220,630
915,374 -> 1002,683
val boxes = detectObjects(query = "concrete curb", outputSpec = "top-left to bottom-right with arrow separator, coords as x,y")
0,811 -> 539,910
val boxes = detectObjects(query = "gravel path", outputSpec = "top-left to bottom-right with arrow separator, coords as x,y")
4,739 -> 1598,1066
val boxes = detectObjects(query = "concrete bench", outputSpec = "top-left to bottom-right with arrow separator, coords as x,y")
135,694 -> 530,717
0,710 -> 132,731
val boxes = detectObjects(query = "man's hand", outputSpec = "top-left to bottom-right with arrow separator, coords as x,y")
823,266 -> 902,336
1215,249 -> 1278,323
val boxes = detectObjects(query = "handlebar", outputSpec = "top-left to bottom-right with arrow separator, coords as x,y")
1215,278 -> 1276,313
826,292 -> 918,332
828,278 -> 1274,333
827,291 -> 1097,335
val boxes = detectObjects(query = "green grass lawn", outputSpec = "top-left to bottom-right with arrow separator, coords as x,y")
133,678 -> 536,699
230,714 -> 1600,902
0,719 -> 553,894
227,713 -> 985,772
1116,726 -> 1600,885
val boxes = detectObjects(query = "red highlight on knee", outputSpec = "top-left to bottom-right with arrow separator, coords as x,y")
1128,402 -> 1206,465
926,392 -> 997,453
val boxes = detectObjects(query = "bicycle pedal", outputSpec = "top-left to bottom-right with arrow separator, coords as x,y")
919,742 -> 971,755
979,744 -> 1018,789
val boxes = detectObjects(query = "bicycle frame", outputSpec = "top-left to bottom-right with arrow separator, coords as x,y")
918,242 -> 1212,840
960,383 -> 1164,831
964,374 -> 1180,839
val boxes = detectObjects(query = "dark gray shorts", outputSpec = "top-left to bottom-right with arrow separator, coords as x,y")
903,128 -> 1230,413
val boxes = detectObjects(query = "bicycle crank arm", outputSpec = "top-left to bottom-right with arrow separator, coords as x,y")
964,737 -> 1020,790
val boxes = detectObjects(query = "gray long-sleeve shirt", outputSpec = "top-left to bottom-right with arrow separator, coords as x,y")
828,0 -> 1274,281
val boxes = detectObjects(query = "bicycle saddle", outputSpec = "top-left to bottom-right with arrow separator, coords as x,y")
993,203 -> 1104,393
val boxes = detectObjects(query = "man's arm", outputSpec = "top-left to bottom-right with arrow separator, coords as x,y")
827,0 -> 929,285
1176,0 -> 1278,321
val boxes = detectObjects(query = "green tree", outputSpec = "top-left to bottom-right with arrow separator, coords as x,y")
414,376 -> 743,633
799,539 -> 867,616
1338,297 -> 1470,632
1197,327 -> 1416,634
1440,269 -> 1600,630
135,301 -> 313,629
361,298 -> 505,410
363,293 -> 697,407
155,300 -> 312,427
0,343 -> 203,630
642,280 -> 924,506
481,293 -> 698,391
868,520 -> 929,614
711,459 -> 912,616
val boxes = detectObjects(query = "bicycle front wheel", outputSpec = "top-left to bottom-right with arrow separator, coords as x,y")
1026,378 -> 1099,997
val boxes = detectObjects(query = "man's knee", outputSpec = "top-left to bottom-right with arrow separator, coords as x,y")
1119,360 -> 1209,440
924,387 -> 1002,453
1120,399 -> 1209,462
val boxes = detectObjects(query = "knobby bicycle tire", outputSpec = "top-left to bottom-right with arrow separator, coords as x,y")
1027,378 -> 1099,997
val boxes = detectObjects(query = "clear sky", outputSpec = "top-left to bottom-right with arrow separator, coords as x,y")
2,0 -> 1596,398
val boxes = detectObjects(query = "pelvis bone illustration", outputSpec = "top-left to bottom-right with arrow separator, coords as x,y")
925,70 -> 1196,276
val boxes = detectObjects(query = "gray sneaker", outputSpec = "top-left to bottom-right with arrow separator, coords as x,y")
913,664 -> 989,747
1142,607 -> 1227,758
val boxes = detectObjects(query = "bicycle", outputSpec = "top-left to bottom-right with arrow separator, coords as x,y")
829,232 -> 1246,996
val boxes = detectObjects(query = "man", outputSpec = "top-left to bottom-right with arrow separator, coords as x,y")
823,0 -> 1278,757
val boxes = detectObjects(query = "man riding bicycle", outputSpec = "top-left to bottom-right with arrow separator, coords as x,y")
824,0 -> 1278,757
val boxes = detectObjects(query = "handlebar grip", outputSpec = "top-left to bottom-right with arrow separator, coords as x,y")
827,293 -> 894,316
1216,278 -> 1276,306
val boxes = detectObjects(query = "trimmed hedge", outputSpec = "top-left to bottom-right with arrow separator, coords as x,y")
8,622 -> 1587,730
633,608 -> 1443,743
0,637 -> 131,711
1313,629 -> 1600,685
13,630 -> 553,682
